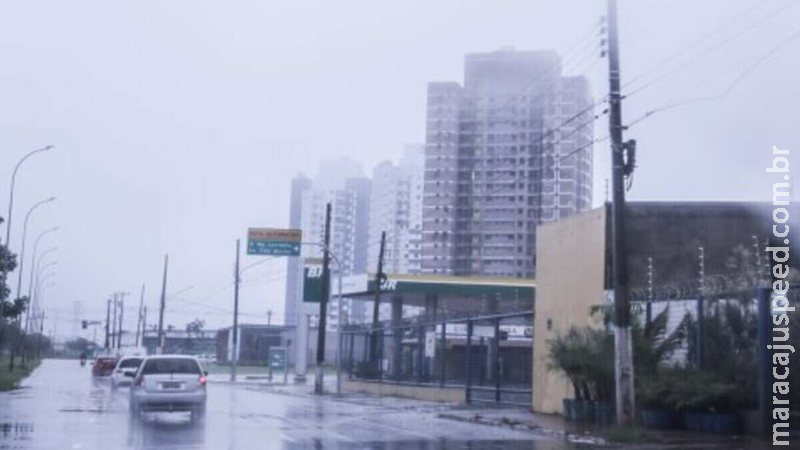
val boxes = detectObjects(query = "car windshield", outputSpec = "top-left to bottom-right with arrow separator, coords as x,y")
140,358 -> 200,375
119,358 -> 142,368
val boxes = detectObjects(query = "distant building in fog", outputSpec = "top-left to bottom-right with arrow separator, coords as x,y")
422,47 -> 594,278
285,159 -> 371,330
283,173 -> 311,326
368,144 -> 425,275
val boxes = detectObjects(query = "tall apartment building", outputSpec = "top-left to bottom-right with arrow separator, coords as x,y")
422,48 -> 593,278
368,144 -> 425,275
283,173 -> 312,326
284,159 -> 371,329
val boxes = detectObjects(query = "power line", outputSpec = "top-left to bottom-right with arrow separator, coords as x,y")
624,26 -> 800,129
623,0 -> 797,98
623,0 -> 778,89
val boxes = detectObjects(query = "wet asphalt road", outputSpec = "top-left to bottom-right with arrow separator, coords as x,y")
0,359 -> 578,450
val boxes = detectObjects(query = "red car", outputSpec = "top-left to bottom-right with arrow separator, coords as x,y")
92,357 -> 119,377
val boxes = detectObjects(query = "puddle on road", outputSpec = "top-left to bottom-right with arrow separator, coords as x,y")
0,422 -> 34,441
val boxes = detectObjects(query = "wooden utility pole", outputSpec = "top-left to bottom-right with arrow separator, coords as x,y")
104,298 -> 111,350
142,306 -> 148,348
117,293 -> 125,349
157,255 -> 169,354
135,284 -> 145,347
111,293 -> 118,349
607,0 -> 636,425
314,203 -> 332,394
231,239 -> 241,382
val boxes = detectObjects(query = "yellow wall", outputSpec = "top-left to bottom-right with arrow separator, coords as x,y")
532,207 -> 607,414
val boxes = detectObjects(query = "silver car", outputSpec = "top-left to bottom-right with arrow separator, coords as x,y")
111,356 -> 143,389
128,355 -> 207,421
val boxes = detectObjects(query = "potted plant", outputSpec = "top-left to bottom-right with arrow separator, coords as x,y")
638,372 -> 679,429
669,369 -> 742,434
548,326 -> 614,423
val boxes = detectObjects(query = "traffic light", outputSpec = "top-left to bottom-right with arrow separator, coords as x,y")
81,320 -> 88,329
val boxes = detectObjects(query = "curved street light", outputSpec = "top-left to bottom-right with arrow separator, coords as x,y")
23,228 -> 59,331
30,281 -> 56,336
37,271 -> 56,289
27,226 -> 58,300
34,246 -> 58,282
4,145 -> 55,246
24,258 -> 57,333
36,261 -> 57,278
30,271 -> 56,325
15,196 -> 56,301
36,280 -> 57,318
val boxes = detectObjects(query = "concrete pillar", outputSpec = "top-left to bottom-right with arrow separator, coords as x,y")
424,294 -> 438,378
390,296 -> 403,379
294,312 -> 308,381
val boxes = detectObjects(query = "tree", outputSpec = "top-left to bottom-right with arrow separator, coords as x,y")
65,337 -> 91,354
0,226 -> 19,356
185,318 -> 206,353
186,318 -> 206,338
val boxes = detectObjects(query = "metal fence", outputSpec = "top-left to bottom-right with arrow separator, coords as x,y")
340,311 -> 533,407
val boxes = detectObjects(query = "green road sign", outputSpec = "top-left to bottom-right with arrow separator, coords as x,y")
303,265 -> 323,303
268,347 -> 287,371
268,347 -> 288,383
247,228 -> 302,256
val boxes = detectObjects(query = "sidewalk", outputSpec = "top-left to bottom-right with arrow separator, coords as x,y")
436,406 -> 779,449
210,374 -> 782,448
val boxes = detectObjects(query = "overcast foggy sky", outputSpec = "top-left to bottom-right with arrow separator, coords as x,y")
1,0 -> 798,339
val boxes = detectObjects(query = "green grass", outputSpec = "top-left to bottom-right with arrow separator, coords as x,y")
602,425 -> 662,444
0,358 -> 41,391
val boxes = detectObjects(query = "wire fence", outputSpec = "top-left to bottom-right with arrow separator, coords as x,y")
341,311 -> 533,407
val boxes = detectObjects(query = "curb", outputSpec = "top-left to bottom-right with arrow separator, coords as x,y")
436,412 -> 608,446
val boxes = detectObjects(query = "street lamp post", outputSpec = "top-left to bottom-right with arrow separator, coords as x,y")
36,281 -> 56,328
25,260 -> 56,332
4,145 -> 55,246
30,259 -> 56,312
33,247 -> 58,295
291,241 -> 343,394
24,227 -> 58,332
15,196 -> 56,303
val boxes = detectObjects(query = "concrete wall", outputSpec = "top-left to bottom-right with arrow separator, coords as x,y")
342,379 -> 465,403
532,207 -> 607,414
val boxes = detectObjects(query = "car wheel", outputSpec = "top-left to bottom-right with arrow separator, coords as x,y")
191,405 -> 206,423
129,402 -> 139,419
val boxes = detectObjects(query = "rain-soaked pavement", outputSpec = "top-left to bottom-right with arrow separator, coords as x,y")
0,359 -> 582,450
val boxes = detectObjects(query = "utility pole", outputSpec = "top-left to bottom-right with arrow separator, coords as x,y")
111,293 -> 118,349
135,284 -> 145,347
370,231 -> 386,370
231,239 -> 241,382
105,298 -> 111,350
37,311 -> 44,359
607,0 -> 636,425
142,306 -> 148,349
117,293 -> 125,349
267,310 -> 272,326
646,257 -> 653,325
314,203 -> 332,395
157,254 -> 169,354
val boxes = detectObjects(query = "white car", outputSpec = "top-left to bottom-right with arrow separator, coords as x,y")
128,355 -> 208,421
110,356 -> 143,389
